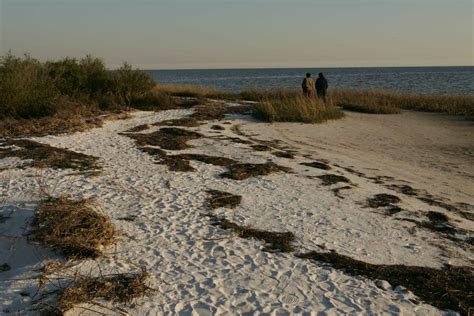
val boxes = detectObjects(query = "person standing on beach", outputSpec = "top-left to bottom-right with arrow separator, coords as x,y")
315,72 -> 328,101
301,73 -> 314,98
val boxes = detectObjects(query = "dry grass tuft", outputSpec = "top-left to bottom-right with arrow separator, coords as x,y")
206,190 -> 242,209
0,99 -> 105,138
332,89 -> 474,116
31,196 -> 116,259
0,139 -> 100,172
212,218 -> 295,253
153,84 -> 219,98
296,251 -> 474,315
254,95 -> 344,123
220,162 -> 291,180
41,270 -> 154,315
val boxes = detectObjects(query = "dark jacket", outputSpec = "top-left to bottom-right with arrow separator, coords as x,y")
315,77 -> 328,91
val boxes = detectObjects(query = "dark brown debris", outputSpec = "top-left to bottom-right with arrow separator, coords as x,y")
153,117 -> 200,127
367,194 -> 401,208
251,144 -> 272,151
220,162 -> 291,180
417,196 -> 459,213
177,154 -> 237,167
154,103 -> 252,128
0,140 -> 100,172
124,127 -> 204,150
124,124 -> 150,133
271,151 -> 295,159
386,184 -> 418,196
301,162 -> 331,170
0,263 -> 11,273
141,147 -> 195,172
206,190 -> 242,209
296,251 -> 474,315
211,218 -> 295,253
317,174 -> 350,186
210,125 -> 225,131
332,186 -> 352,199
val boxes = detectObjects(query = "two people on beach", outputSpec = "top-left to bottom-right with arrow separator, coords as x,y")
302,72 -> 328,101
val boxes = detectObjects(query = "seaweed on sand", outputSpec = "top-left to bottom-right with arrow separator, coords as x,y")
211,217 -> 295,253
220,162 -> 291,180
206,190 -> 242,209
296,251 -> 473,315
301,161 -> 331,170
124,127 -> 203,150
0,140 -> 100,172
367,194 -> 401,208
317,174 -> 350,186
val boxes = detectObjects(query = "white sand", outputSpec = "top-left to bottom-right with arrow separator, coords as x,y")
1,108 -> 472,315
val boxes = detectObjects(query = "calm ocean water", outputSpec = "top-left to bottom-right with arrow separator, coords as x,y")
147,67 -> 474,96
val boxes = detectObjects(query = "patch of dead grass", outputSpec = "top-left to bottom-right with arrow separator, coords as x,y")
31,197 -> 116,259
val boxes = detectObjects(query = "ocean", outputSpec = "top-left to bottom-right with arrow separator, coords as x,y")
147,66 -> 474,96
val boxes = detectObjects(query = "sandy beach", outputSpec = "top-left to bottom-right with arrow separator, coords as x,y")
1,105 -> 473,315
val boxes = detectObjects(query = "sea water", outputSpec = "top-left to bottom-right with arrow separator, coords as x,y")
147,66 -> 474,96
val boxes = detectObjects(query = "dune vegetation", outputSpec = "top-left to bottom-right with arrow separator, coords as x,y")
0,53 -> 175,137
1,53 -> 473,137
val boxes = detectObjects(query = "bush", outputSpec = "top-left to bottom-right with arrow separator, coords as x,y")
0,53 -> 60,118
254,95 -> 344,123
130,92 -> 177,110
113,63 -> 156,107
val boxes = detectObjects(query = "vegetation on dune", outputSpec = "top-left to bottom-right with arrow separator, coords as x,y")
331,89 -> 474,116
0,53 -> 176,137
254,95 -> 345,123
1,52 -> 472,136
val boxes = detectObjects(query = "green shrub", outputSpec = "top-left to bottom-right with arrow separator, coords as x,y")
0,53 -> 60,118
113,63 -> 155,107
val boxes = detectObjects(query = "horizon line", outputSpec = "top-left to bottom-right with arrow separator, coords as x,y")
140,64 -> 474,71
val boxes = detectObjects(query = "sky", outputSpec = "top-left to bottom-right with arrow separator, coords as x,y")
0,0 -> 472,69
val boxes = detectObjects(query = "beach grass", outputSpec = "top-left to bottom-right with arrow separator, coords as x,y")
331,90 -> 474,116
254,95 -> 345,123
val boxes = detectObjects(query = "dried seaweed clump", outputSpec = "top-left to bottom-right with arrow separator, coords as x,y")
317,174 -> 350,186
48,271 -> 154,315
31,197 -> 116,259
206,190 -> 242,209
220,162 -> 291,180
0,140 -> 100,171
212,218 -> 295,253
296,251 -> 474,315
301,161 -> 331,170
367,194 -> 401,208
124,127 -> 203,150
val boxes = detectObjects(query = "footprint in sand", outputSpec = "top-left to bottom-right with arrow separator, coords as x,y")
281,293 -> 301,305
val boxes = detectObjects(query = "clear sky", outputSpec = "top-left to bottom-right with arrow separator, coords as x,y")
0,0 -> 472,69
